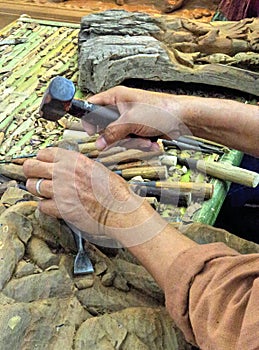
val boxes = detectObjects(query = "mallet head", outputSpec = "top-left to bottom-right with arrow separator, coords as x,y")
39,76 -> 75,121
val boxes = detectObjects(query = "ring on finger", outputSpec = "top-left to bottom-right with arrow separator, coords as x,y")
35,178 -> 44,196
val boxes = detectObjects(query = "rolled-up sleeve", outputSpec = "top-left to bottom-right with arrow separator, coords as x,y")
165,242 -> 259,349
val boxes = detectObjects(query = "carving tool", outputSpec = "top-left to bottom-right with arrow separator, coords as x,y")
114,165 -> 168,180
178,157 -> 259,188
58,140 -> 94,275
131,184 -> 191,206
68,223 -> 94,275
162,137 -> 225,155
130,181 -> 214,199
99,149 -> 163,165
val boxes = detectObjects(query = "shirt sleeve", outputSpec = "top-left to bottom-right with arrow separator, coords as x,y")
164,242 -> 259,349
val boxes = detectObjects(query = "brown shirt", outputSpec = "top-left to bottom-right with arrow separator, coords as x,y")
165,243 -> 259,349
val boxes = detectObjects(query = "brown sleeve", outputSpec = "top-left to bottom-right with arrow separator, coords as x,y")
164,242 -> 259,349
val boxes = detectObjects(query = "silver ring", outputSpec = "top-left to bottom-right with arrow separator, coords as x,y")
35,178 -> 44,196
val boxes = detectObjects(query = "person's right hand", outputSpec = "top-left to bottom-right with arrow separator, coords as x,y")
85,86 -> 187,150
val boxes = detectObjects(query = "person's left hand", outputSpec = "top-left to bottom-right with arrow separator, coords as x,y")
23,147 -> 165,245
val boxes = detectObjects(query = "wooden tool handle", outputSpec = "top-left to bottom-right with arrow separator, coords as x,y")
155,181 -> 214,199
197,160 -> 259,188
120,166 -> 168,180
100,149 -> 163,165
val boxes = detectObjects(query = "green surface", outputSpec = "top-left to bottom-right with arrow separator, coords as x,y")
193,150 -> 243,225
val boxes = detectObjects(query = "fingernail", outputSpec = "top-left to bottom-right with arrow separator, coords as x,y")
95,136 -> 107,150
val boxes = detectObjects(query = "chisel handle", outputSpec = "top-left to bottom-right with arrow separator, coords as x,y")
196,160 -> 259,188
115,166 -> 168,180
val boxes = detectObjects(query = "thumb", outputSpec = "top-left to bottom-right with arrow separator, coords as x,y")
95,121 -> 133,150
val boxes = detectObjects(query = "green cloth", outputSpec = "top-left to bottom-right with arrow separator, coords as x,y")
211,11 -> 228,22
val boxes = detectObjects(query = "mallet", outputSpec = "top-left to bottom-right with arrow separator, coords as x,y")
39,76 -> 120,128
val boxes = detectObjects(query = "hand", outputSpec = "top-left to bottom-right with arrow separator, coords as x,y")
23,147 -> 166,246
85,86 -> 188,150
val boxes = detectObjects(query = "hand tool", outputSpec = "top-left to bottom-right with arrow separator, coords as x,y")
39,76 -> 159,143
115,165 -> 168,180
177,136 -> 228,154
58,140 -> 94,275
39,76 -> 120,128
130,181 -> 214,199
178,157 -> 259,188
162,138 -> 225,155
68,223 -> 94,275
131,183 -> 191,206
99,149 -> 163,165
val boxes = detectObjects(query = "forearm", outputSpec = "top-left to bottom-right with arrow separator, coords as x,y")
179,96 -> 259,157
128,224 -> 196,290
110,201 -> 197,290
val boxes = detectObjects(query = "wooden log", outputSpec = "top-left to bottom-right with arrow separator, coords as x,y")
78,11 -> 259,96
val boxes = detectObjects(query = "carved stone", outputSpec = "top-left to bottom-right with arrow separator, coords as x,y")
78,10 -> 259,95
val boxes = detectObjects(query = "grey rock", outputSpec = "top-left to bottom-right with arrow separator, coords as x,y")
0,216 -> 25,290
94,260 -> 108,276
74,306 -> 192,350
27,236 -> 60,270
1,211 -> 33,244
74,276 -> 94,290
114,258 -> 164,303
76,279 -> 160,315
0,297 -> 89,350
3,270 -> 74,302
35,209 -> 76,252
0,187 -> 35,207
101,271 -> 116,287
15,260 -> 36,278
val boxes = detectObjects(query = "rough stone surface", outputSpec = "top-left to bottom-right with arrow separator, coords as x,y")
74,307 -> 192,350
2,270 -> 74,302
0,196 -> 258,349
0,297 -> 89,350
14,260 -> 37,278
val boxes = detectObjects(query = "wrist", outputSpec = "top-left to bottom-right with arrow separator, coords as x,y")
106,199 -> 168,248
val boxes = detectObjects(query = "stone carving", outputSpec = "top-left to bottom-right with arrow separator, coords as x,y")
78,10 -> 259,95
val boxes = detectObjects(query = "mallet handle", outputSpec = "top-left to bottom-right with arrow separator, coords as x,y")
70,99 -> 120,128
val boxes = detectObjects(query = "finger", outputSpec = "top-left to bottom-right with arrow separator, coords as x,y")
95,122 -> 133,150
81,120 -> 97,135
23,159 -> 54,179
117,137 -> 152,150
26,178 -> 53,198
38,199 -> 62,218
87,88 -> 119,105
36,147 -> 60,162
